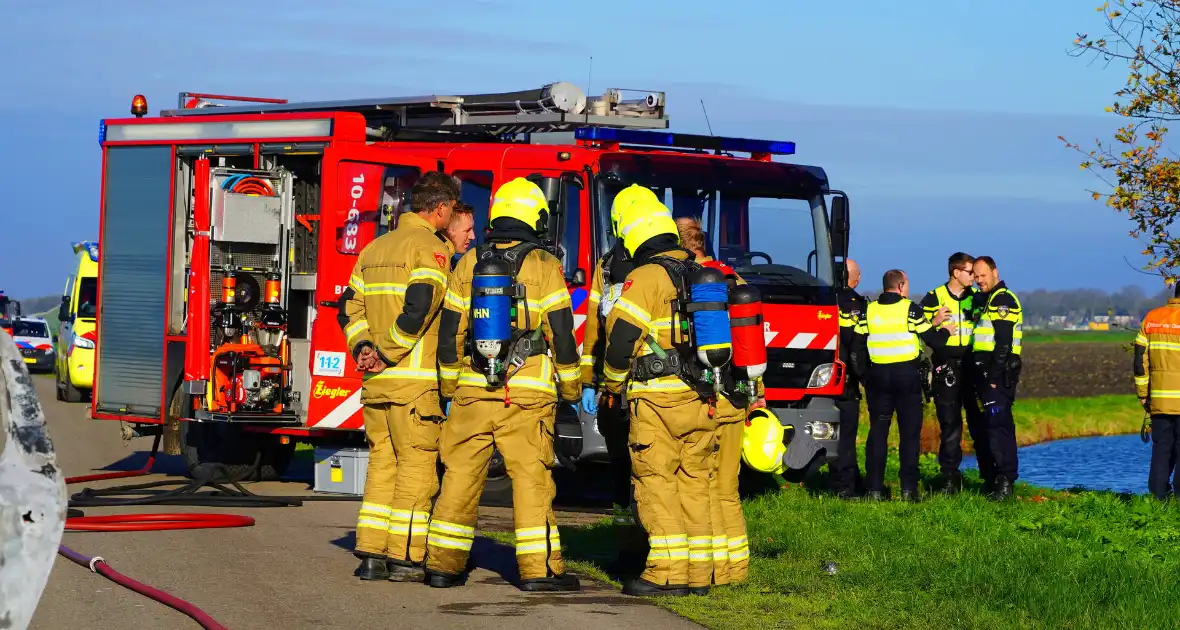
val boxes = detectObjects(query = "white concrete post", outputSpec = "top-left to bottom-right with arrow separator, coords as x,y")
0,328 -> 67,630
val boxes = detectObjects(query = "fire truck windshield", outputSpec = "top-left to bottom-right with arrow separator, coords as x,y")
595,153 -> 834,291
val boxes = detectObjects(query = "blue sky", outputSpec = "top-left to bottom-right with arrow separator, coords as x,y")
0,0 -> 1166,300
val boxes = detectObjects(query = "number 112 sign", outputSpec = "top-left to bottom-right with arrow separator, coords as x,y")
314,351 -> 347,377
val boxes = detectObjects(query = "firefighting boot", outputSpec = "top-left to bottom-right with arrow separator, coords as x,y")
387,559 -> 426,583
861,490 -> 886,502
518,573 -> 581,592
900,488 -> 921,503
425,569 -> 466,588
622,578 -> 690,597
354,557 -> 390,581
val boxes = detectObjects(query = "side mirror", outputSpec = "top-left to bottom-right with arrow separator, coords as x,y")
830,193 -> 850,260
58,298 -> 70,323
569,268 -> 586,288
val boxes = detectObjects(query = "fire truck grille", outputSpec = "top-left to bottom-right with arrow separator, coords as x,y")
762,348 -> 836,390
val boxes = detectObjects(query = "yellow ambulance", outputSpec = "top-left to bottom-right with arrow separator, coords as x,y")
55,241 -> 99,402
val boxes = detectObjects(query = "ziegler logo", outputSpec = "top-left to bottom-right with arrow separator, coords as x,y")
817,311 -> 832,320
313,381 -> 352,400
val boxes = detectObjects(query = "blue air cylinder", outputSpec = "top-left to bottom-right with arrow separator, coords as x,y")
471,258 -> 513,379
689,266 -> 732,393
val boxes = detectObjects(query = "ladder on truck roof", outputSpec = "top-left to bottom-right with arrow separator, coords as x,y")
161,81 -> 669,139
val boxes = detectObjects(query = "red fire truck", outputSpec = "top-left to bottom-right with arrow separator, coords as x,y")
91,82 -> 851,491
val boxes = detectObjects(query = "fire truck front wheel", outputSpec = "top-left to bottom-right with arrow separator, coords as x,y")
179,420 -> 295,483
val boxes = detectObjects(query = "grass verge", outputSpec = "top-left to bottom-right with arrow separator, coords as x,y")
492,464 -> 1180,629
852,394 -> 1144,455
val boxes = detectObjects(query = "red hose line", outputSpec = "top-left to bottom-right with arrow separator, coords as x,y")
58,544 -> 230,630
59,432 -> 249,628
64,434 -> 160,485
66,513 -> 255,532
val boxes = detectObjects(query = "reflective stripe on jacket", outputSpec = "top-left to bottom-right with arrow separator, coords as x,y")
972,287 -> 1023,355
1136,298 -> 1180,415
922,284 -> 976,348
856,298 -> 929,364
344,212 -> 452,406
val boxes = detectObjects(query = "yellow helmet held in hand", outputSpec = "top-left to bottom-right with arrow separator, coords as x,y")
611,184 -> 659,236
620,198 -> 678,257
742,408 -> 787,474
490,177 -> 550,233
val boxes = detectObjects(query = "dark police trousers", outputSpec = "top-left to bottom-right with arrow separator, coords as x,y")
864,364 -> 924,492
831,382 -> 864,493
933,358 -> 992,481
1149,414 -> 1180,500
979,379 -> 1019,483
595,392 -> 632,509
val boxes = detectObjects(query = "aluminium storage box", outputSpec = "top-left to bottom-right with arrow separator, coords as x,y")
313,446 -> 368,495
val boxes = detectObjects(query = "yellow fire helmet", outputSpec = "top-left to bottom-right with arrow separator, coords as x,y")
742,407 -> 787,474
611,184 -> 659,236
620,197 -> 678,257
490,177 -> 550,233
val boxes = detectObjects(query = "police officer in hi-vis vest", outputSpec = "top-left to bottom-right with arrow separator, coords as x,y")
970,255 -> 1024,501
833,258 -> 867,498
919,252 -> 993,494
853,269 -> 951,502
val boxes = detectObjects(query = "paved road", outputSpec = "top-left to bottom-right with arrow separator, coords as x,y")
26,376 -> 699,630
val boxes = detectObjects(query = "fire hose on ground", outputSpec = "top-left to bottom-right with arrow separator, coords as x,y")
59,433 -> 360,629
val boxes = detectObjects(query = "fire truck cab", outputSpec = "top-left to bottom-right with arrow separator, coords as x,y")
92,82 -> 852,489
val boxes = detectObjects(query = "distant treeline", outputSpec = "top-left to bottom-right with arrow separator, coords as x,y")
14,295 -> 61,316
861,284 -> 1170,324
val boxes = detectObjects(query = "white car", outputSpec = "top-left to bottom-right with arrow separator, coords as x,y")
7,317 -> 55,373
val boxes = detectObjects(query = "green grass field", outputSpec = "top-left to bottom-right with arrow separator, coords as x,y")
847,394 -> 1143,454
1023,329 -> 1137,345
515,476 -> 1180,630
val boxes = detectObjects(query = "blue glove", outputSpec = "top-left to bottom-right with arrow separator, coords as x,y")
581,387 -> 598,415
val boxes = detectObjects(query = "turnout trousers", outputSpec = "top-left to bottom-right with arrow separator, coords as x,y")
1149,414 -> 1180,500
864,364 -> 924,493
709,398 -> 749,584
628,397 -> 716,589
425,398 -> 565,580
932,358 -> 993,482
354,389 -> 443,563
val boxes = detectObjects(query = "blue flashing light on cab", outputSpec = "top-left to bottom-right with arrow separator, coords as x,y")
574,127 -> 796,156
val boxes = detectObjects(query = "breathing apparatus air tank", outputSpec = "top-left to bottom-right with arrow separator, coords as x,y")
471,257 -> 514,386
728,284 -> 767,394
688,266 -> 732,394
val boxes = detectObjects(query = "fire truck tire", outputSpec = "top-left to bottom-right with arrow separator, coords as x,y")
179,420 -> 295,483
479,447 -> 514,507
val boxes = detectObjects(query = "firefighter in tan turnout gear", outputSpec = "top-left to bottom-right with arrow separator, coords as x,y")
580,184 -> 660,523
424,177 -> 582,592
675,216 -> 755,585
345,171 -> 459,582
602,198 -> 719,598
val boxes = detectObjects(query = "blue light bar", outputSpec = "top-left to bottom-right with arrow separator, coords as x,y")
574,126 -> 796,156
72,241 -> 99,262
98,120 -> 107,146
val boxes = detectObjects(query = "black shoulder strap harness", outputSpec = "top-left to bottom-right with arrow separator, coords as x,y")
468,241 -> 550,387
630,253 -> 748,406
